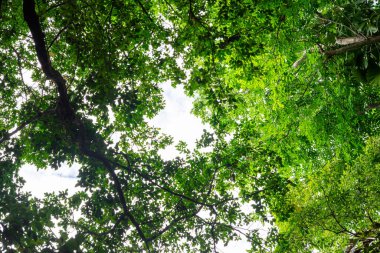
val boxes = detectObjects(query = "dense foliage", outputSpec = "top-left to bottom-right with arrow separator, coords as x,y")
1,0 -> 380,252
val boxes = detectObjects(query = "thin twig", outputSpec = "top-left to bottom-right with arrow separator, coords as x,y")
48,22 -> 71,50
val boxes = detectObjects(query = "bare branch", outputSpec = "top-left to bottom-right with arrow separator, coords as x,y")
325,35 -> 380,57
336,36 -> 366,45
292,50 -> 307,68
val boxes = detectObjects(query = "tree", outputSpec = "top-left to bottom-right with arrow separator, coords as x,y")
1,0 -> 380,252
163,0 -> 380,251
0,0 -> 253,252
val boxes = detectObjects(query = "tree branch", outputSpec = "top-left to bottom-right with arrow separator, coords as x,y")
292,50 -> 307,68
44,2 -> 67,15
147,205 -> 203,242
325,35 -> 380,57
23,0 -> 75,120
0,109 -> 54,145
112,151 -> 226,242
48,22 -> 71,50
316,15 -> 363,37
79,146 -> 151,251
219,34 -> 241,49
113,151 -> 214,208
134,0 -> 154,23
195,215 -> 252,238
320,186 -> 356,237
336,36 -> 366,45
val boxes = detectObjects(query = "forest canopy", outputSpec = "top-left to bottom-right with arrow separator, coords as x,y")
1,0 -> 380,252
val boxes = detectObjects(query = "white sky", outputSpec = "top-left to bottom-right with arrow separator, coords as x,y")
18,82 -> 251,252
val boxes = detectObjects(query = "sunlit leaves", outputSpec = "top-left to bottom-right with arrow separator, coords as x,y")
2,0 -> 380,252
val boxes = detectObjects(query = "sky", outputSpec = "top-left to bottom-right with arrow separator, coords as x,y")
19,82 -> 252,252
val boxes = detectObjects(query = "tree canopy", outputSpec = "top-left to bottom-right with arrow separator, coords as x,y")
1,0 -> 380,252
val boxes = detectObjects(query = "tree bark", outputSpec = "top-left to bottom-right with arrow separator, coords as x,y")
336,36 -> 366,45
